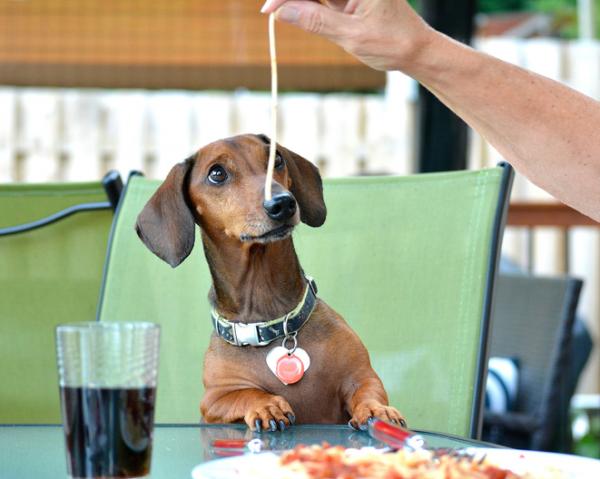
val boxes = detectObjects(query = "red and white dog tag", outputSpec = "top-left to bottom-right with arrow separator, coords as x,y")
266,346 -> 311,385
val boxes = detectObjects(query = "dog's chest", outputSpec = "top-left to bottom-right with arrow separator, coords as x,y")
268,362 -> 348,423
250,342 -> 350,423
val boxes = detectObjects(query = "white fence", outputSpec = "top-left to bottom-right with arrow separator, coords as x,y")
0,85 -> 416,183
1,37 -> 599,393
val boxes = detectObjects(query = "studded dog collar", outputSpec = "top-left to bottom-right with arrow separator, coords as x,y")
211,277 -> 318,347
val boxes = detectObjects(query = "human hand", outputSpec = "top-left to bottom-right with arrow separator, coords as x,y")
260,0 -> 435,72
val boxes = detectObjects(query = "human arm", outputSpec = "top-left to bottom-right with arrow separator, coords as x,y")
262,0 -> 600,221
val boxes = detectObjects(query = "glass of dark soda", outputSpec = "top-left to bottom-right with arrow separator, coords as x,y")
56,322 -> 160,479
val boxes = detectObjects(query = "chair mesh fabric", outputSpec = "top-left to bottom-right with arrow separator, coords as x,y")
0,182 -> 113,423
98,167 -> 508,436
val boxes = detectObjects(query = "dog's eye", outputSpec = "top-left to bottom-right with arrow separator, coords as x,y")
208,165 -> 228,185
275,152 -> 284,169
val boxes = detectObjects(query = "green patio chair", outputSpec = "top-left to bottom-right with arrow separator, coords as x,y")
0,172 -> 122,424
97,164 -> 513,438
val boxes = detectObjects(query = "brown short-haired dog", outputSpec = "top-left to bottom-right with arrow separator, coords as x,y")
136,134 -> 405,432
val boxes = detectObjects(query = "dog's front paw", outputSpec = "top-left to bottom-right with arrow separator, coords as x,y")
244,395 -> 296,433
349,400 -> 406,431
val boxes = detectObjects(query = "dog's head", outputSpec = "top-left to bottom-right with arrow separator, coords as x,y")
135,134 -> 327,267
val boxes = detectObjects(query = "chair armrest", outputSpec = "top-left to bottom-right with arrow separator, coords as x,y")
484,411 -> 539,434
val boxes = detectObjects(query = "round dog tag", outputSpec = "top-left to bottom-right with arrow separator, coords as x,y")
266,346 -> 311,385
276,355 -> 304,385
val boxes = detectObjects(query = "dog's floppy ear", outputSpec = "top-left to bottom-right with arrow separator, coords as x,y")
282,145 -> 327,227
135,158 -> 196,268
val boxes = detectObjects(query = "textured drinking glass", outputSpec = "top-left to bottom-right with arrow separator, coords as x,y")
56,322 -> 160,479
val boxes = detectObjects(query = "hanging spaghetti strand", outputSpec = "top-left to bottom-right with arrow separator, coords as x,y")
265,13 -> 278,201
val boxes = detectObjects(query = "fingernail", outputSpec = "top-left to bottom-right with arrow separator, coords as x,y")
260,1 -> 272,13
276,6 -> 300,23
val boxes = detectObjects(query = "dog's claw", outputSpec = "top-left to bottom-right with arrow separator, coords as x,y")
255,419 -> 262,432
278,420 -> 286,431
399,418 -> 408,428
348,420 -> 359,431
286,413 -> 296,425
354,417 -> 373,431
269,419 -> 277,432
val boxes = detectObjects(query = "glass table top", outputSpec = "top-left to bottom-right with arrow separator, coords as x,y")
0,424 -> 495,478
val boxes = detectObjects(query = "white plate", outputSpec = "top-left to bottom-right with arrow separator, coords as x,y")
466,448 -> 600,479
191,449 -> 600,479
192,453 -> 280,479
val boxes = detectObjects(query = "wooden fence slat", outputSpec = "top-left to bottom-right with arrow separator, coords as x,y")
99,91 -> 146,177
385,72 -> 416,175
0,88 -> 15,182
279,93 -> 322,165
522,38 -> 564,80
190,92 -> 234,154
148,92 -> 193,179
320,94 -> 362,177
20,89 -> 60,182
363,96 -> 389,174
232,91 -> 271,138
568,40 -> 600,98
62,89 -> 102,181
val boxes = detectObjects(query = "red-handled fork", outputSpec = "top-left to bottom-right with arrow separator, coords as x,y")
211,438 -> 266,457
367,418 -> 426,451
368,418 -> 486,463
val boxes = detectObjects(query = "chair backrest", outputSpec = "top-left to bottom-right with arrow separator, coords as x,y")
0,175 -> 120,423
98,164 -> 513,438
489,273 -> 583,450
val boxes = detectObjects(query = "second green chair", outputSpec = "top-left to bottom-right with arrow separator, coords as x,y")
0,172 -> 122,423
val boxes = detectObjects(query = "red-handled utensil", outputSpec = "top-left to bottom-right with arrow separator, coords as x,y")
368,418 -> 487,464
367,418 -> 426,451
210,438 -> 266,457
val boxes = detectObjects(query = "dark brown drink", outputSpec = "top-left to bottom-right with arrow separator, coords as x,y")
60,386 -> 156,478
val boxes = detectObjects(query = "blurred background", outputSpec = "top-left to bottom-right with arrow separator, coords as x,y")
0,0 -> 598,455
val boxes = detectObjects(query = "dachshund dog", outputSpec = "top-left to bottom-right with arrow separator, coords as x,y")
136,134 -> 405,432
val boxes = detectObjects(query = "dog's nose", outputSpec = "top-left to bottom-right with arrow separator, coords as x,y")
263,192 -> 297,221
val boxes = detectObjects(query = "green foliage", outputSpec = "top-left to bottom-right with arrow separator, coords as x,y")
479,0 -> 528,12
479,0 -> 577,12
527,0 -> 577,11
478,0 -> 594,39
413,0 -> 597,38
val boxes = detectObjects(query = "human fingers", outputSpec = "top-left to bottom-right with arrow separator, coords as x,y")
263,0 -> 435,72
261,0 -> 347,14
270,0 -> 353,40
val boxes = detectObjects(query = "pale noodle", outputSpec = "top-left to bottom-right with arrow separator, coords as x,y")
265,13 -> 278,201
